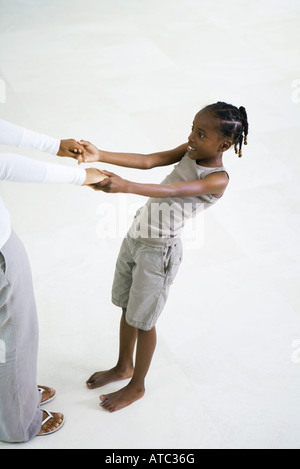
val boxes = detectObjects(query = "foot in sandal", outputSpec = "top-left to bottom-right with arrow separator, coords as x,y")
38,385 -> 56,405
38,410 -> 65,436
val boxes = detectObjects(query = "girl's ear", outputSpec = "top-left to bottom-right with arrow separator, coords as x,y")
219,140 -> 232,152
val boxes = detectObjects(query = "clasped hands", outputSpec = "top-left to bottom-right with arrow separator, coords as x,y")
58,138 -> 127,193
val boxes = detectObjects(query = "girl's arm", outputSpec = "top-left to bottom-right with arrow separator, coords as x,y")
91,170 -> 229,198
75,140 -> 188,169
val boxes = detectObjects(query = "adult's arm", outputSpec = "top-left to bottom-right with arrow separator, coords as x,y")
0,152 -> 86,185
0,119 -> 60,155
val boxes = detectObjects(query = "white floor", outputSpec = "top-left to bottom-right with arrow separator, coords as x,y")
0,0 -> 300,450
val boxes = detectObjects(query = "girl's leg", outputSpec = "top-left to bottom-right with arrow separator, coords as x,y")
116,309 -> 138,372
86,309 -> 137,389
99,325 -> 157,412
130,326 -> 157,390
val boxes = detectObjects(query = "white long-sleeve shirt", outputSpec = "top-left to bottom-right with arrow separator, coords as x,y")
0,119 -> 86,249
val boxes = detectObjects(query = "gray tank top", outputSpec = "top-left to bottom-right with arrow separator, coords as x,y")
129,152 -> 229,246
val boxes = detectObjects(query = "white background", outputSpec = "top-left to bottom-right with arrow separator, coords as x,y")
0,0 -> 300,449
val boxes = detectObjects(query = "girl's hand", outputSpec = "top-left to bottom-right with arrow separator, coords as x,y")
90,170 -> 129,193
74,140 -> 100,165
82,168 -> 109,186
57,139 -> 85,159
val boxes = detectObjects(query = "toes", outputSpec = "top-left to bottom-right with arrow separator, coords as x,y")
99,395 -> 109,407
86,373 -> 98,387
40,412 -> 64,434
86,376 -> 94,384
87,381 -> 97,389
100,399 -> 114,412
39,385 -> 55,402
99,394 -> 117,412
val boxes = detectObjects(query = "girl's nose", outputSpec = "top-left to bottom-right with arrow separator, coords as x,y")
188,130 -> 195,142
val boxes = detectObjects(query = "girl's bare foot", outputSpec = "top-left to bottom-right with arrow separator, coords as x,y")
86,366 -> 134,389
38,411 -> 64,435
100,383 -> 145,412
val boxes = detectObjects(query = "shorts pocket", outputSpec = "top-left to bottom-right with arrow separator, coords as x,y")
163,242 -> 183,286
0,252 -> 6,277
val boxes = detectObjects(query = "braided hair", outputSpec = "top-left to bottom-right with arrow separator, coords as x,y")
201,101 -> 249,158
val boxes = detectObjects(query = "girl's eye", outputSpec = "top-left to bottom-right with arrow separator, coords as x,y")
191,125 -> 204,138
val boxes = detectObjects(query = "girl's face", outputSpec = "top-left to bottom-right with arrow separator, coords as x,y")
187,110 -> 232,163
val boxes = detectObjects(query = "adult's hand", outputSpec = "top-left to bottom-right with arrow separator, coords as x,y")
57,139 -> 86,160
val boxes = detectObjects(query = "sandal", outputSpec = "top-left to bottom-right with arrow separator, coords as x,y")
37,409 -> 65,436
38,385 -> 56,405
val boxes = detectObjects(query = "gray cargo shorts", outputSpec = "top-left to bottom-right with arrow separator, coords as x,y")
112,235 -> 183,331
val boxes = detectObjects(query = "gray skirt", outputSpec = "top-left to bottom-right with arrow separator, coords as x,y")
0,230 -> 42,442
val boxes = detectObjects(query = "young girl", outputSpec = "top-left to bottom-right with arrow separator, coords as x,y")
75,101 -> 249,412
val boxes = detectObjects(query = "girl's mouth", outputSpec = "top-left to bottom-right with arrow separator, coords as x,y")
187,145 -> 196,152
